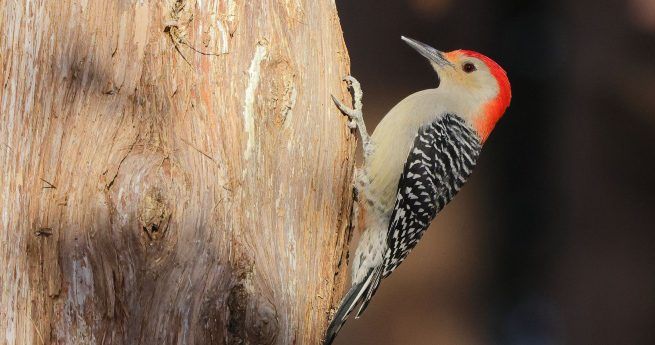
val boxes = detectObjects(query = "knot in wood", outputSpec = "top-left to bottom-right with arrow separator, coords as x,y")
140,188 -> 171,241
227,267 -> 279,345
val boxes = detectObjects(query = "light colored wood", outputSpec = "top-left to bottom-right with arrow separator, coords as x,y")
0,1 -> 354,344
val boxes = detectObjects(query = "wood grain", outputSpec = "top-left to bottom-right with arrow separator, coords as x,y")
0,1 -> 354,344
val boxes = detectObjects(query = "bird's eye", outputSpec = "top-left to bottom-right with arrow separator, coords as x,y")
462,62 -> 476,73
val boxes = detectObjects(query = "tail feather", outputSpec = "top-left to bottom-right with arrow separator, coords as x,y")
324,281 -> 367,345
324,267 -> 382,345
355,267 -> 382,318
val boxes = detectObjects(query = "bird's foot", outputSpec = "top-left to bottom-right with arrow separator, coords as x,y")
331,76 -> 364,127
332,76 -> 373,159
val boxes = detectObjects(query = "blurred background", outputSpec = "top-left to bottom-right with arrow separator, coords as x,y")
334,0 -> 655,344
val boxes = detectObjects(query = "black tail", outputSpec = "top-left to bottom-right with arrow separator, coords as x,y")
323,267 -> 382,345
323,281 -> 367,345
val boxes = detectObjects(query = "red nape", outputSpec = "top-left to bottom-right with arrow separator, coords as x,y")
460,50 -> 512,142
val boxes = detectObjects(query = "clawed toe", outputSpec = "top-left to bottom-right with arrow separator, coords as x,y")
331,94 -> 342,108
331,94 -> 360,119
332,76 -> 372,159
332,76 -> 363,118
331,95 -> 351,114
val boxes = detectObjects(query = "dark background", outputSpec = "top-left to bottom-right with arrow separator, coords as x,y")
334,0 -> 655,344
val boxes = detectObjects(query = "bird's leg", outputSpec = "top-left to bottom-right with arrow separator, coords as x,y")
332,76 -> 374,161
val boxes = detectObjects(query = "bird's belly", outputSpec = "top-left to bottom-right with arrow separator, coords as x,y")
351,209 -> 388,284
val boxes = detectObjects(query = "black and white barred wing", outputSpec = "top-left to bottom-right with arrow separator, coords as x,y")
383,114 -> 481,277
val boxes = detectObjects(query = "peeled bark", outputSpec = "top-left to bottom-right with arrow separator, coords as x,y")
0,1 -> 354,344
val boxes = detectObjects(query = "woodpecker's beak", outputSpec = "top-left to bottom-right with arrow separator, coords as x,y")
401,36 -> 453,68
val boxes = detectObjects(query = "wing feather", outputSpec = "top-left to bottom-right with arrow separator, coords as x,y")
383,114 -> 481,277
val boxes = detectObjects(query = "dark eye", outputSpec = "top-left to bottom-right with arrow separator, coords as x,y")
462,62 -> 476,73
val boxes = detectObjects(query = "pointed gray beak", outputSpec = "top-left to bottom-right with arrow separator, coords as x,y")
401,36 -> 453,68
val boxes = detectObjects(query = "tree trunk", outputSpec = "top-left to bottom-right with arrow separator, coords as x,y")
0,1 -> 354,344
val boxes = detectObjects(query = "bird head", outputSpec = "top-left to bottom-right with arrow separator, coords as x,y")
401,36 -> 511,142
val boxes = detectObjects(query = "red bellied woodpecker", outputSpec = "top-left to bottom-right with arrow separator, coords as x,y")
325,36 -> 512,344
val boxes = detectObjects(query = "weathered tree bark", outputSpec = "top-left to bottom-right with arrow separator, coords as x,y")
0,1 -> 354,344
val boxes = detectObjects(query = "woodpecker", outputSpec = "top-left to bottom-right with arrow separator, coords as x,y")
325,36 -> 511,344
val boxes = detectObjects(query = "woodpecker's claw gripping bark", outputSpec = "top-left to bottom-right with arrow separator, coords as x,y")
332,76 -> 373,160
